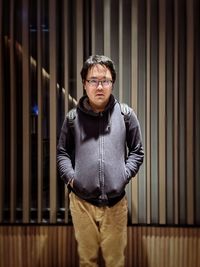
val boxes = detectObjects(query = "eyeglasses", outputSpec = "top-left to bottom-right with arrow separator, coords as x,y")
86,79 -> 113,88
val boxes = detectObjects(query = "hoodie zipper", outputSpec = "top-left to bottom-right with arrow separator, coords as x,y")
99,112 -> 105,198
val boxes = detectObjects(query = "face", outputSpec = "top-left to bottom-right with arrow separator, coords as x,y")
83,64 -> 113,112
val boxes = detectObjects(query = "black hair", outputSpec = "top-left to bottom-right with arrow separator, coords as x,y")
80,55 -> 116,83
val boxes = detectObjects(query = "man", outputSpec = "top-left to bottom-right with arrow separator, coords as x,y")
57,55 -> 144,267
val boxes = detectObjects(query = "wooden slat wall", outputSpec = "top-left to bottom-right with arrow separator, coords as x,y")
37,0 -> 43,223
49,0 -> 57,223
10,0 -> 17,223
63,0 -> 70,224
194,0 -> 200,225
0,0 -> 3,223
22,0 -> 30,223
0,0 -> 200,225
186,0 -> 194,225
76,0 -> 84,101
0,226 -> 199,267
158,0 -> 166,224
131,0 -> 138,224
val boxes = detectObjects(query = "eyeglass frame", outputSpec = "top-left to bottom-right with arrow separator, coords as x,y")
86,79 -> 113,88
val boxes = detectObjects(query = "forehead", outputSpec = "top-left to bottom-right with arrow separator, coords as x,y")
87,64 -> 112,78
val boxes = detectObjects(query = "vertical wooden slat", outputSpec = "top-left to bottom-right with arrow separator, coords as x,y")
131,0 -> 138,224
122,0 -> 132,103
146,0 -> 151,224
194,0 -> 200,224
137,0 -> 147,224
49,0 -> 57,223
166,0 -> 174,224
63,0 -> 69,115
186,0 -> 194,225
150,0 -> 159,224
10,0 -> 17,222
37,0 -> 43,223
118,0 -> 123,102
178,0 -> 187,224
104,0 -> 111,57
91,0 -> 96,54
131,0 -> 138,112
159,0 -> 166,224
76,0 -> 83,101
63,0 -> 70,224
0,226 -> 200,266
174,0 -> 179,225
0,0 -> 3,222
22,0 -> 30,223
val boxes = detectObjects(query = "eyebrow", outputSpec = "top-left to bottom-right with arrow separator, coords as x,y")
87,76 -> 110,80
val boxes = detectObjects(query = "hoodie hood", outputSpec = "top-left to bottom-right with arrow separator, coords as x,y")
77,94 -> 117,117
77,94 -> 116,135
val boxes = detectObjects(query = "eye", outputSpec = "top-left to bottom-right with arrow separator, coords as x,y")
102,80 -> 109,86
90,79 -> 97,84
88,79 -> 98,85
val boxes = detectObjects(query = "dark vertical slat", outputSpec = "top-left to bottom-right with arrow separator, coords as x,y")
122,0 -> 132,219
63,0 -> 69,224
150,0 -> 159,224
119,0 -> 123,101
83,0 -> 91,59
174,0 -> 179,225
94,0 -> 104,54
0,0 -> 3,222
22,0 -> 30,223
37,0 -> 43,223
49,0 -> 57,223
146,0 -> 151,224
186,0 -> 194,225
91,0 -> 96,54
123,0 -> 131,104
76,0 -> 83,101
166,0 -> 174,224
158,0 -> 166,224
194,0 -> 200,224
131,0 -> 138,224
104,0 -> 111,57
137,0 -> 147,224
178,0 -> 187,224
110,0 -> 119,99
10,0 -> 17,223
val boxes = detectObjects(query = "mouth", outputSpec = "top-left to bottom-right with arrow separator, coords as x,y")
96,93 -> 104,96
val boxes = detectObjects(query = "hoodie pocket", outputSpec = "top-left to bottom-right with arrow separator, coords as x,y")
105,164 -> 128,198
72,176 -> 101,198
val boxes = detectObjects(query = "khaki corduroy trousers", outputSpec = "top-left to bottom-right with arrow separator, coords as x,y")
69,192 -> 128,267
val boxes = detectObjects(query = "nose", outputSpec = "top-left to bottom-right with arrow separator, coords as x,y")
97,81 -> 103,88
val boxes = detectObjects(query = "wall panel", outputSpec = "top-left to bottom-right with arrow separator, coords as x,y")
158,0 -> 166,224
137,0 -> 147,224
131,0 -> 138,224
186,0 -> 194,225
194,0 -> 200,224
22,0 -> 30,223
0,0 -> 3,222
49,0 -> 57,223
0,226 -> 200,267
0,0 -> 199,226
37,0 -> 43,223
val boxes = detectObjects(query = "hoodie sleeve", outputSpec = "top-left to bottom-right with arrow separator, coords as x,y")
57,114 -> 75,185
125,109 -> 144,180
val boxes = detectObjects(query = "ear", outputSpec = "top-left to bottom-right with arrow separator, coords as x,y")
82,80 -> 86,90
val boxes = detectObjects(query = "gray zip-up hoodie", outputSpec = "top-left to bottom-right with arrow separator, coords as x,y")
57,94 -> 144,206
